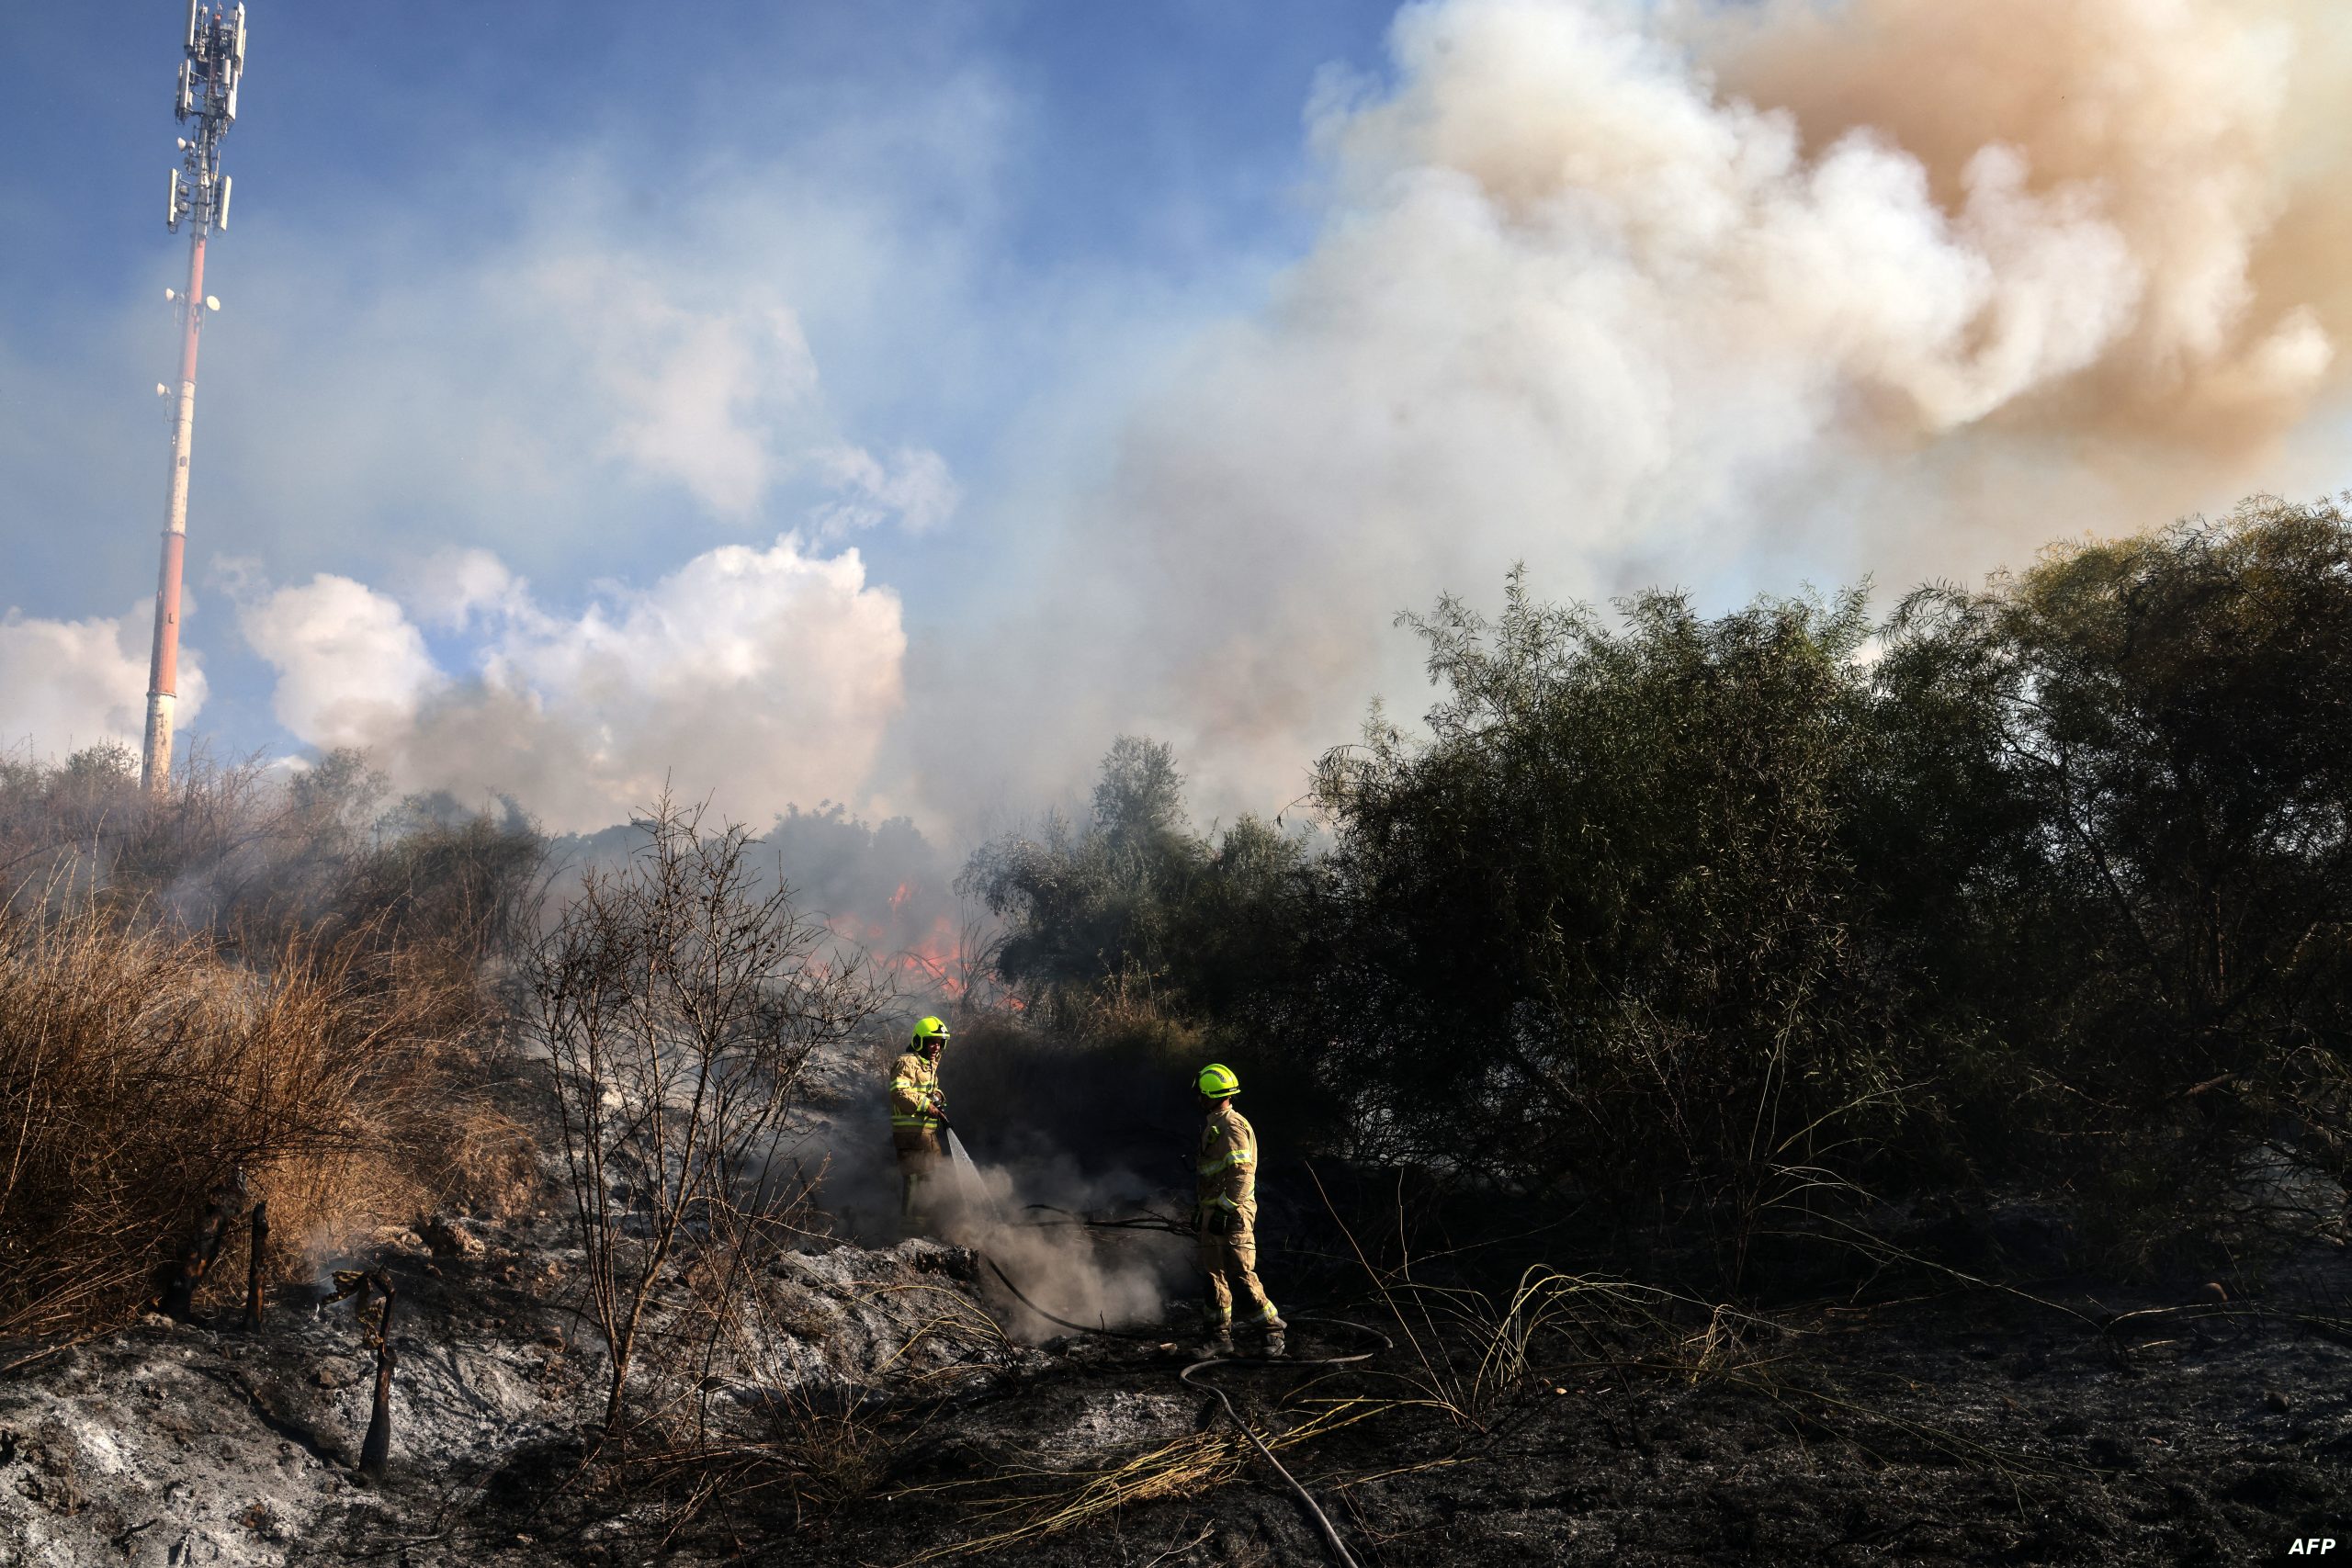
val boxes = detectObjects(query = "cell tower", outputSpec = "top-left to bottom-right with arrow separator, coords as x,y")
141,1 -> 248,795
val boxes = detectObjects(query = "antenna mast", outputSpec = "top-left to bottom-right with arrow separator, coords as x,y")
141,1 -> 247,795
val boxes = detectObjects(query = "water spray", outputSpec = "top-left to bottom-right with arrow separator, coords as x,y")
944,1126 -> 994,1219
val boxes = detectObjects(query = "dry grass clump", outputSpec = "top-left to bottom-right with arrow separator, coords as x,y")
890,1397 -> 1393,1563
0,897 -> 473,1337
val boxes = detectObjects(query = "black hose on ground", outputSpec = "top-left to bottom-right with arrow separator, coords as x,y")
978,1250 -> 1390,1568
1015,1203 -> 1195,1235
1182,1342 -> 1371,1568
981,1255 -> 1169,1341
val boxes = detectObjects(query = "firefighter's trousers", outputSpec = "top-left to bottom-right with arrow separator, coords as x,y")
895,1127 -> 944,1227
1198,1219 -> 1277,1327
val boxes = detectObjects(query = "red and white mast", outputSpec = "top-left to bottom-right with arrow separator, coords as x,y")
142,1 -> 246,795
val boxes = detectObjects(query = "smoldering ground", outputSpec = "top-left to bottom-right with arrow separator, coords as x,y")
799,1029 -> 1194,1341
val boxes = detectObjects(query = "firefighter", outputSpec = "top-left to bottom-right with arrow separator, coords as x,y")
1193,1062 -> 1286,1357
890,1016 -> 951,1229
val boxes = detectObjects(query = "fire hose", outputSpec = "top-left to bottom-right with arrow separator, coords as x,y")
978,1251 -> 1389,1568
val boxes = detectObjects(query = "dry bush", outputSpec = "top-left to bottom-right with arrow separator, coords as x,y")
528,795 -> 887,1440
0,896 -> 476,1338
0,742 -> 548,1340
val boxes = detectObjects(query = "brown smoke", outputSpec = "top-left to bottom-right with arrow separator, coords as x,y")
1697,0 -> 2351,458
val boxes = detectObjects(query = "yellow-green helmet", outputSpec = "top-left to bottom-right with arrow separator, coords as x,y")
912,1016 -> 951,1052
1196,1062 -> 1240,1099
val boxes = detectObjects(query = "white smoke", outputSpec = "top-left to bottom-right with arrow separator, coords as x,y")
912,0 -> 2352,818
809,445 -> 964,538
239,534 -> 904,833
526,257 -> 960,530
0,604 -> 208,761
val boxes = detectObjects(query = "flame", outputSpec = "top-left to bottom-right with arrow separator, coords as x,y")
817,884 -> 1015,1010
895,914 -> 966,998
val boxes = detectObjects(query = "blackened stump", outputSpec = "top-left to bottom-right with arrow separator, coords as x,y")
243,1201 -> 268,1330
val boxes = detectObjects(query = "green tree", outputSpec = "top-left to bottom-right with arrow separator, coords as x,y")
1889,498 -> 2352,1247
1309,574 -> 1907,1256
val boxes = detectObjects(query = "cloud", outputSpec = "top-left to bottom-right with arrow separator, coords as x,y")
24,0 -> 2346,839
0,604 -> 207,761
239,575 -> 444,750
241,536 -> 905,833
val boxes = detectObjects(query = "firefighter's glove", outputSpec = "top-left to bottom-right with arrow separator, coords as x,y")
1200,1208 -> 1233,1238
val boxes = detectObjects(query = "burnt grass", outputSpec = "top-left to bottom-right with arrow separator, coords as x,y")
391,1227 -> 2352,1568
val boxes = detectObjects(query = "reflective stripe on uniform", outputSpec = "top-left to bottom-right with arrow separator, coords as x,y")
1197,1147 -> 1252,1176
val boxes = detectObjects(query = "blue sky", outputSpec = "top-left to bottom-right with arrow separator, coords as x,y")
2,3 -> 1392,764
3,0 -> 2345,835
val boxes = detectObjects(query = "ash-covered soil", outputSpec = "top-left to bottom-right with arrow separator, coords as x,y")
4,1208 -> 2346,1567
678,1271 -> 2352,1568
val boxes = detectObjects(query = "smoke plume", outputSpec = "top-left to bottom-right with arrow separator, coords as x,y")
918,0 -> 2352,819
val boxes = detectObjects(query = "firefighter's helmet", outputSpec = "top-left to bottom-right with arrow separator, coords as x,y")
1196,1063 -> 1241,1099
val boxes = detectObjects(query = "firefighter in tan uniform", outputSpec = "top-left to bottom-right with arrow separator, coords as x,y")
890,1016 -> 951,1229
1193,1063 -> 1286,1357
